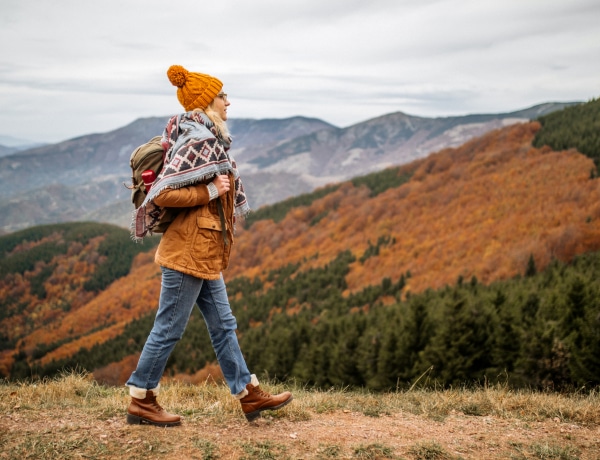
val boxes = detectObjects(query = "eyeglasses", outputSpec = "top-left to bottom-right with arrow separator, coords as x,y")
217,93 -> 228,101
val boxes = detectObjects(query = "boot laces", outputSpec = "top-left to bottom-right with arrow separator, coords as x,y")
253,385 -> 271,398
147,393 -> 164,412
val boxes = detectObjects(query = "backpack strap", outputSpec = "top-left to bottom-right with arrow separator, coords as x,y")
216,197 -> 229,247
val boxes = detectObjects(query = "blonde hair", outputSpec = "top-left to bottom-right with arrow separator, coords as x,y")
194,102 -> 230,141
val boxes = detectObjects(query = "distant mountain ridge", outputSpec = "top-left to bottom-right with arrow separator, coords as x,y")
0,134 -> 47,160
0,102 -> 578,233
248,103 -> 579,176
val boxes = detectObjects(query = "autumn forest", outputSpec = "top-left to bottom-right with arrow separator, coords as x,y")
1,98 -> 599,391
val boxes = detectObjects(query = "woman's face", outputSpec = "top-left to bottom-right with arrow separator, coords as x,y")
212,92 -> 230,120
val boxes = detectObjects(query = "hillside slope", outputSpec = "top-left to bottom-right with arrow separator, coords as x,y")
230,121 -> 600,292
0,223 -> 160,377
2,105 -> 600,389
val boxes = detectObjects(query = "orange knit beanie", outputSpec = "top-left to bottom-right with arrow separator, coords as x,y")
167,65 -> 223,111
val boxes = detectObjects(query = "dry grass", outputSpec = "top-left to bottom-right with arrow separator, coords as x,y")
1,371 -> 599,459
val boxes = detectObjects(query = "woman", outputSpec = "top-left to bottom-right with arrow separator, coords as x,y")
126,65 -> 292,426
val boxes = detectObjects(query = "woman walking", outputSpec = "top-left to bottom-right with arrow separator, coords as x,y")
126,64 -> 292,426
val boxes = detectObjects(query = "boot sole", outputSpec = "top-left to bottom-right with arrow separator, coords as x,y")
244,394 -> 294,422
127,413 -> 181,427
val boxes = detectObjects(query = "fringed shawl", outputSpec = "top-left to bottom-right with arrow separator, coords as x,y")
132,111 -> 250,239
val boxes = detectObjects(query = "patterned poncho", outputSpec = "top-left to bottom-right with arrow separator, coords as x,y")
133,111 -> 250,239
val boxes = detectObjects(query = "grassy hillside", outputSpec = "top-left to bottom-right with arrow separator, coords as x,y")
1,372 -> 598,459
1,99 -> 600,391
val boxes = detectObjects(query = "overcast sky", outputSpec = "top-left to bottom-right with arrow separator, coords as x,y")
1,0 -> 598,144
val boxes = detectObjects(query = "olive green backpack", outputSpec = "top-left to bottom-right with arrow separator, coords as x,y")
127,136 -> 177,233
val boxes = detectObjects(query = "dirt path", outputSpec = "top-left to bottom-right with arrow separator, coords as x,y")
2,407 -> 599,459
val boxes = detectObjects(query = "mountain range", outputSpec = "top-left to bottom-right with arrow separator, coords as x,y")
0,135 -> 46,158
0,102 -> 577,234
2,99 -> 599,388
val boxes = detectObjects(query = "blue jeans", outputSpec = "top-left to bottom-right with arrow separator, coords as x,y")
126,267 -> 252,395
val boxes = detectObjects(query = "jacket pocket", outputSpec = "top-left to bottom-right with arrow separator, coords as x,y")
191,216 -> 224,262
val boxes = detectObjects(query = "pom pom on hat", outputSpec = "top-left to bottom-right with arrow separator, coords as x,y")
167,65 -> 223,111
167,65 -> 188,88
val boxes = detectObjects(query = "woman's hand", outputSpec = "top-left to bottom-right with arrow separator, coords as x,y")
212,175 -> 230,196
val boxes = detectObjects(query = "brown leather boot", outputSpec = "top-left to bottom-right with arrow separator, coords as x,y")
126,390 -> 181,427
239,379 -> 293,422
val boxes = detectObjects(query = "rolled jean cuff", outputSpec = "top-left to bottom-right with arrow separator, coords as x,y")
233,374 -> 259,399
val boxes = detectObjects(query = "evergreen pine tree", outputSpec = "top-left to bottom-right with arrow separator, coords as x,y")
525,254 -> 537,277
420,293 -> 496,386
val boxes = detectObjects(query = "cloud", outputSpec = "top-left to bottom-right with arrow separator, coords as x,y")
0,0 -> 598,143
